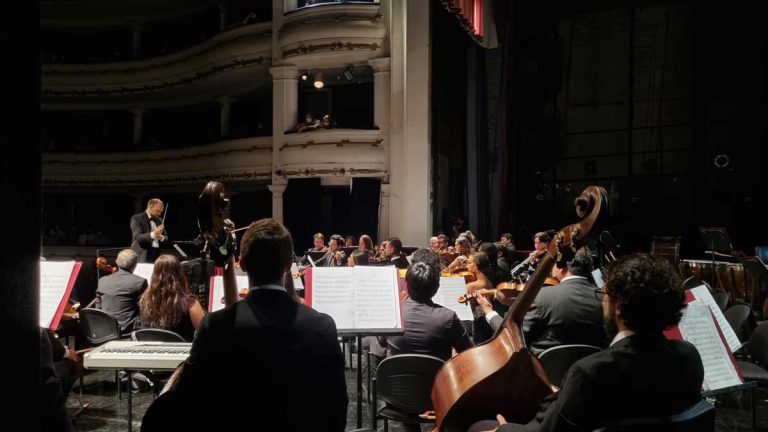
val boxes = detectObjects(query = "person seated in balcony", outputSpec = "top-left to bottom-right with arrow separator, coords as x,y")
321,114 -> 338,129
291,112 -> 322,133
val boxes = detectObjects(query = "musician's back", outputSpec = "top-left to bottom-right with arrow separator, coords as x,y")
171,288 -> 348,431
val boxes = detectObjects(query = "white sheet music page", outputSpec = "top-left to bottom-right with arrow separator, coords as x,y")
434,276 -> 474,321
291,263 -> 304,290
679,302 -> 742,391
353,266 -> 401,329
132,263 -> 155,284
39,260 -> 76,328
209,275 -> 250,313
310,267 -> 356,329
689,285 -> 743,352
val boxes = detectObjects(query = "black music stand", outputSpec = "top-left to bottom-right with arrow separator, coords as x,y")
732,250 -> 768,320
699,227 -> 734,289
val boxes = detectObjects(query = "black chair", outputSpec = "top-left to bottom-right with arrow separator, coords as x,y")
79,308 -> 121,346
79,308 -> 125,398
738,322 -> 768,384
724,304 -> 755,346
371,354 -> 444,432
537,344 -> 603,388
593,399 -> 715,431
713,291 -> 731,313
132,329 -> 186,343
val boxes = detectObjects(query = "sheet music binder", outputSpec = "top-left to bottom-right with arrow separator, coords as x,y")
699,227 -> 733,254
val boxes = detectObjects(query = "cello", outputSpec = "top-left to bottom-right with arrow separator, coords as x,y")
430,186 -> 609,432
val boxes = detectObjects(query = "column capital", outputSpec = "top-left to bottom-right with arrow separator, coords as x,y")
270,65 -> 299,80
268,183 -> 288,196
368,57 -> 391,73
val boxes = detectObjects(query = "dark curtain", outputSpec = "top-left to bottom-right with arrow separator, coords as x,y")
284,178 -> 323,252
349,178 -> 381,243
493,0 -> 515,240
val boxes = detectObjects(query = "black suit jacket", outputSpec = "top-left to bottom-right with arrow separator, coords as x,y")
499,335 -> 704,432
172,288 -> 348,431
94,269 -> 147,335
522,276 -> 608,355
386,298 -> 473,361
130,211 -> 166,263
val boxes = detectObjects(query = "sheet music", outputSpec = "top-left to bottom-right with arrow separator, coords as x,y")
353,266 -> 400,329
40,261 -> 76,328
291,263 -> 304,290
591,269 -> 605,289
433,276 -> 474,321
689,285 -> 743,352
209,275 -> 250,313
679,303 -> 742,391
310,268 -> 356,329
132,263 -> 155,284
310,267 -> 402,330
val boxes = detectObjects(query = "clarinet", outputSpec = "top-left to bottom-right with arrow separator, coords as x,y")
510,259 -> 532,282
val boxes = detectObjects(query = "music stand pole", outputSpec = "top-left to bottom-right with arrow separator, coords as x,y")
711,238 -> 716,289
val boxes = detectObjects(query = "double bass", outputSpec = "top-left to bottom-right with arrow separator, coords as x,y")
431,186 -> 608,432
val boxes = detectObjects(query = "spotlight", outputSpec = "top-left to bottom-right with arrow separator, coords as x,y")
300,70 -> 308,81
313,72 -> 324,89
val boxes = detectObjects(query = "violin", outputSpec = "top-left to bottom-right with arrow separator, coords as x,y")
431,186 -> 609,432
457,282 -> 524,307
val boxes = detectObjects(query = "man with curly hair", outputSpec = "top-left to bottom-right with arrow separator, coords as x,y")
471,253 -> 704,432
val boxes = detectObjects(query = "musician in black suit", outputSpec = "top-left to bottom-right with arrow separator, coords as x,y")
171,218 -> 348,431
40,328 -> 74,432
386,261 -> 473,361
385,237 -> 410,269
481,248 -> 607,355
130,198 -> 167,263
94,248 -> 148,335
470,253 -> 704,432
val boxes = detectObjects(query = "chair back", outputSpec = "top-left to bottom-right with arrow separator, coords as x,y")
538,344 -> 603,388
375,354 -> 444,414
713,292 -> 730,312
724,304 -> 754,344
594,399 -> 715,431
79,308 -> 121,345
747,322 -> 768,367
132,329 -> 186,343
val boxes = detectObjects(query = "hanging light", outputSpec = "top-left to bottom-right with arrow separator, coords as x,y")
313,72 -> 324,89
300,70 -> 308,81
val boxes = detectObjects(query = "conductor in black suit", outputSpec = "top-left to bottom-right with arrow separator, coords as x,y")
130,198 -> 167,263
171,218 -> 348,431
94,248 -> 148,335
470,253 -> 704,432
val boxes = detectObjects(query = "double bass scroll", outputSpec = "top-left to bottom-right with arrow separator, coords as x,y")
430,186 -> 609,432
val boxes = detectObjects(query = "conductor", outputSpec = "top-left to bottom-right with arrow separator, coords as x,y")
130,198 -> 168,263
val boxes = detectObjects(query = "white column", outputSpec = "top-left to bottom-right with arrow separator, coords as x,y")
388,0 -> 431,246
368,57 -> 391,132
378,183 -> 391,242
132,24 -> 142,59
270,65 -> 298,184
132,109 -> 144,146
217,96 -> 234,139
272,1 -> 285,64
268,183 -> 287,223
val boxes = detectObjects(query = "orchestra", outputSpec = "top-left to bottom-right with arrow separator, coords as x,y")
40,182 -> 761,432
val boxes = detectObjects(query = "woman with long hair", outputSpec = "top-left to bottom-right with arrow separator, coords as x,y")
140,254 -> 206,341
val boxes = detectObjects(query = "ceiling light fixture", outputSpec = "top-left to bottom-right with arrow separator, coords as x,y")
300,70 -> 308,81
313,72 -> 324,89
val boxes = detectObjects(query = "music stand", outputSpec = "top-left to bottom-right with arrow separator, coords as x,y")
699,227 -> 734,289
732,250 -> 768,320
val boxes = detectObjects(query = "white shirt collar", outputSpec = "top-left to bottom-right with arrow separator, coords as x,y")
560,275 -> 588,283
249,284 -> 286,293
610,330 -> 635,346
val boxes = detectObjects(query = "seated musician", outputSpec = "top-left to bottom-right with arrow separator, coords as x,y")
344,235 -> 356,247
315,234 -> 348,267
386,237 -> 410,269
139,254 -> 206,342
446,237 -> 472,272
480,242 -> 512,286
170,219 -> 348,431
430,236 -> 441,252
386,261 -> 473,361
94,249 -> 148,335
347,249 -> 369,267
358,234 -> 375,256
465,252 -> 502,344
481,248 -> 607,353
494,241 -> 513,276
500,232 -> 515,251
40,328 -> 75,432
470,253 -> 704,432
437,234 -> 450,251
